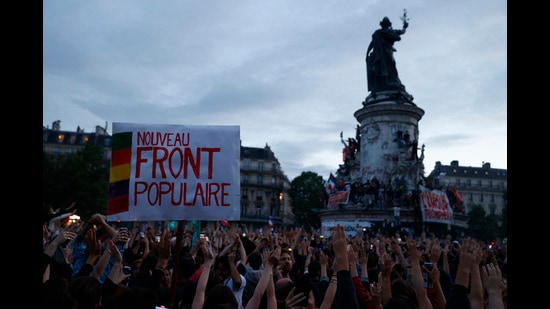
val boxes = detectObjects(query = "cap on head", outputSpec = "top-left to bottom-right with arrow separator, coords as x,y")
380,17 -> 391,27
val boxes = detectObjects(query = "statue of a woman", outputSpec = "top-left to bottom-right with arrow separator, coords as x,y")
366,15 -> 408,94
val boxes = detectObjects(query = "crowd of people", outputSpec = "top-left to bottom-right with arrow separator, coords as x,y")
42,206 -> 507,309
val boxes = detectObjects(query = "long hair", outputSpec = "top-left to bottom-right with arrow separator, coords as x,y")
203,284 -> 238,309
384,278 -> 419,309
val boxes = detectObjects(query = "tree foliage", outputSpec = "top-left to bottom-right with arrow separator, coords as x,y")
499,189 -> 507,237
288,171 -> 325,229
43,142 -> 110,221
465,205 -> 500,242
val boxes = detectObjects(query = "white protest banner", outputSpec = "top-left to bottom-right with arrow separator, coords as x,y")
418,185 -> 453,224
107,123 -> 240,222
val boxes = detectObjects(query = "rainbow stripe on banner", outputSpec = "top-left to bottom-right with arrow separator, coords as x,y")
107,131 -> 132,215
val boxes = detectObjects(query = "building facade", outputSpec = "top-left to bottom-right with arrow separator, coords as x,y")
43,120 -> 112,160
239,144 -> 293,227
427,160 -> 507,217
43,121 -> 293,228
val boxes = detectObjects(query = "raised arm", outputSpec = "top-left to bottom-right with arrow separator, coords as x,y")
446,238 -> 476,309
406,239 -> 433,309
92,213 -> 118,239
481,263 -> 506,309
245,247 -> 280,309
332,224 -> 360,309
427,240 -> 447,309
390,240 -> 408,267
227,250 -> 243,288
155,230 -> 172,270
42,230 -> 76,281
378,249 -> 393,306
191,241 -> 216,309
90,239 -> 113,279
237,235 -> 248,266
303,245 -> 315,274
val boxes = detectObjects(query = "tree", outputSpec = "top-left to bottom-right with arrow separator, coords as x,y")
288,171 -> 325,229
466,205 -> 499,242
499,189 -> 507,237
42,141 -> 110,220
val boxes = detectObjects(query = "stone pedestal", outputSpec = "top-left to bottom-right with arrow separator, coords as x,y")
354,100 -> 425,191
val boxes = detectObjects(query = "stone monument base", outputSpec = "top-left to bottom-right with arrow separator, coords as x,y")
363,90 -> 415,106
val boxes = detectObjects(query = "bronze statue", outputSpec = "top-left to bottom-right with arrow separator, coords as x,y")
366,11 -> 409,96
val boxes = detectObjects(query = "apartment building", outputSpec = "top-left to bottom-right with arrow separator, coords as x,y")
239,144 -> 293,227
427,160 -> 507,217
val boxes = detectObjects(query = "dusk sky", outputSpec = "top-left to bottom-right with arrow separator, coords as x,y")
43,0 -> 507,180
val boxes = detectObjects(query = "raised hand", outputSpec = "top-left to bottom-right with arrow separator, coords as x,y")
332,224 -> 349,273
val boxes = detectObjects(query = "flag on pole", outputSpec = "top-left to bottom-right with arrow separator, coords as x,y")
325,173 -> 337,194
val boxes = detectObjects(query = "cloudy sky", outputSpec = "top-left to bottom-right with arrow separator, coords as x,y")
43,0 -> 507,181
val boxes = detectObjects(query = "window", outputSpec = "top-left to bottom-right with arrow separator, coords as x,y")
479,194 -> 484,202
468,193 -> 473,201
243,175 -> 249,185
466,180 -> 471,187
490,194 -> 495,202
477,180 -> 482,188
455,179 -> 461,186
488,181 -> 493,188
258,175 -> 264,185
243,159 -> 250,170
259,161 -> 264,171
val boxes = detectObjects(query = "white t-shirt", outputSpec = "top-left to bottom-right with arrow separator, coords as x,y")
224,274 -> 246,309
393,206 -> 401,216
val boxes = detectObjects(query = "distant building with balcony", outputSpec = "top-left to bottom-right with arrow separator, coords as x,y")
239,144 -> 293,228
427,160 -> 507,217
43,121 -> 293,228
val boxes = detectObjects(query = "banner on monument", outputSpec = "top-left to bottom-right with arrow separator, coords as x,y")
327,189 -> 350,207
418,185 -> 453,224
